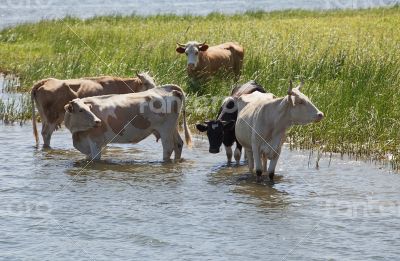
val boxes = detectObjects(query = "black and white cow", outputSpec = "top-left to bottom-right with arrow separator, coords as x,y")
196,80 -> 267,164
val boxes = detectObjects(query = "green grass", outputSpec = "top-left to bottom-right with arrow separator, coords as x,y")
0,7 -> 400,168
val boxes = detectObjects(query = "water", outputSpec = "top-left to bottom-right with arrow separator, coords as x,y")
0,123 -> 399,260
1,0 -> 399,29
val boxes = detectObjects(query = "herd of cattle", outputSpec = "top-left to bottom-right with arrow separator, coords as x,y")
30,41 -> 324,181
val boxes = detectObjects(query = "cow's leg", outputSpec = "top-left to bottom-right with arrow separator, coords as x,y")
252,145 -> 263,182
267,157 -> 280,181
245,149 -> 254,173
161,133 -> 174,161
88,140 -> 102,161
41,122 -> 56,148
234,142 -> 242,164
225,145 -> 233,163
262,153 -> 268,174
173,130 -> 184,160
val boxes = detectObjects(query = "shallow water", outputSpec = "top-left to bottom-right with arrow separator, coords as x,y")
0,123 -> 399,260
1,0 -> 399,29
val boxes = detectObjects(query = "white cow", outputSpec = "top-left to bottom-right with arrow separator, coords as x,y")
64,84 -> 192,161
235,81 -> 324,182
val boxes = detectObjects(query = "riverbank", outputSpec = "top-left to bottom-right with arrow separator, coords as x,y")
1,6 -> 399,168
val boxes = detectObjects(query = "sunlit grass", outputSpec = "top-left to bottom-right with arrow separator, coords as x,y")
0,6 -> 399,167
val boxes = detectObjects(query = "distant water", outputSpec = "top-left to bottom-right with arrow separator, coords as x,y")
0,0 -> 399,29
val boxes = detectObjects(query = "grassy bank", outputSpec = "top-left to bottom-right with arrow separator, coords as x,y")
0,7 -> 400,167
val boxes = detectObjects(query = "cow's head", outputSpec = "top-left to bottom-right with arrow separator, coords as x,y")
287,81 -> 324,125
64,98 -> 102,133
136,71 -> 156,91
176,41 -> 209,70
196,120 -> 235,153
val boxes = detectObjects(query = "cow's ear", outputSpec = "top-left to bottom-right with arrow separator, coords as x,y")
222,120 -> 235,131
176,47 -> 185,54
196,123 -> 208,132
199,44 -> 209,52
64,103 -> 73,113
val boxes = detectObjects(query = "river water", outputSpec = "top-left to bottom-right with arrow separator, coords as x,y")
1,123 -> 400,260
1,0 -> 399,29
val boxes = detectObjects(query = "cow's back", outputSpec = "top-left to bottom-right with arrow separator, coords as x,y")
77,77 -> 142,97
231,80 -> 266,97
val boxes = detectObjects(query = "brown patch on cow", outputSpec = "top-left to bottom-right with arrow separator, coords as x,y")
153,99 -> 163,109
171,100 -> 180,114
131,114 -> 151,129
107,105 -> 151,135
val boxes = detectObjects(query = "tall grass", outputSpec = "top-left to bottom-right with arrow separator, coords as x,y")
0,7 -> 399,167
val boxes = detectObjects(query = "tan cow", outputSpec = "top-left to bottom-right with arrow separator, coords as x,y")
31,72 -> 156,148
176,41 -> 244,79
235,81 -> 324,182
64,84 -> 192,161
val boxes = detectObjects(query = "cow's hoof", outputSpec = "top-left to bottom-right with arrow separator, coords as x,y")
42,144 -> 51,150
268,172 -> 275,181
256,170 -> 263,183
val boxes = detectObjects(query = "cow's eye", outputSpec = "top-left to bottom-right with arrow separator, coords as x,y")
79,109 -> 83,112
195,51 -> 199,55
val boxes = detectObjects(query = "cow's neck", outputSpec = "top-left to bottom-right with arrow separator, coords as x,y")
274,96 -> 293,132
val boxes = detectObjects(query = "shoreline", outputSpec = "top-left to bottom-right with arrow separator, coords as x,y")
1,4 -> 399,31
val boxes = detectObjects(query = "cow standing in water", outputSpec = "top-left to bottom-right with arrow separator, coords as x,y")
176,41 -> 244,80
236,81 -> 324,182
64,85 -> 192,161
196,80 -> 272,164
31,72 -> 156,148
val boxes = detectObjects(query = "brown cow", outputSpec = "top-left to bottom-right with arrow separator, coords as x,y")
64,84 -> 192,161
31,72 -> 156,148
176,41 -> 244,79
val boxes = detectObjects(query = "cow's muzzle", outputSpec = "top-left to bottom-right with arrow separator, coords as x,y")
315,112 -> 324,122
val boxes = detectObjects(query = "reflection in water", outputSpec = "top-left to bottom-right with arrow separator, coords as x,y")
209,163 -> 289,210
1,124 -> 400,261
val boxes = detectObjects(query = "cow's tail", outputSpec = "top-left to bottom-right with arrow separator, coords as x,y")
182,93 -> 192,148
172,86 -> 192,148
31,79 -> 48,147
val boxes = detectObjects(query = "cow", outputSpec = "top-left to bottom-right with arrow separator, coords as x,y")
235,81 -> 324,182
195,80 -> 271,164
31,72 -> 156,148
176,41 -> 244,80
63,84 -> 192,161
